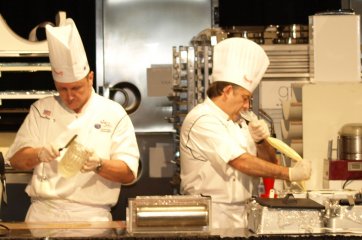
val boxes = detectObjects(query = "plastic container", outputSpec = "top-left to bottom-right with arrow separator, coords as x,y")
59,140 -> 91,178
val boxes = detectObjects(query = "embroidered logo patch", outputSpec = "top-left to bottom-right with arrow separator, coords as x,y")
53,68 -> 64,76
95,120 -> 112,133
243,75 -> 252,85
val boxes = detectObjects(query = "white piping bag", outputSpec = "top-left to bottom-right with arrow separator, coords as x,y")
240,110 -> 305,190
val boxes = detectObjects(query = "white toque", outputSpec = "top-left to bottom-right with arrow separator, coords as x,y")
211,37 -> 269,93
45,18 -> 89,83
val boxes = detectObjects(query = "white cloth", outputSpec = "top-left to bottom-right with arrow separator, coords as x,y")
6,91 -> 139,211
46,18 -> 89,83
26,199 -> 112,222
211,202 -> 247,229
26,199 -> 112,237
180,97 -> 258,228
212,37 -> 269,93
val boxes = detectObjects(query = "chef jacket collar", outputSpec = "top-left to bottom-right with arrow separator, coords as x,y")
204,97 -> 231,123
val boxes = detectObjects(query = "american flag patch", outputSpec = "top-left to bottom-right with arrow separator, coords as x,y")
43,109 -> 51,117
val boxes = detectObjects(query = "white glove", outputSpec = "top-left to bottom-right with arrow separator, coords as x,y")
248,119 -> 270,143
38,144 -> 59,162
81,151 -> 103,173
289,159 -> 312,181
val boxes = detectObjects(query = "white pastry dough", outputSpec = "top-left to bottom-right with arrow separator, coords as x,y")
266,137 -> 302,162
266,137 -> 305,190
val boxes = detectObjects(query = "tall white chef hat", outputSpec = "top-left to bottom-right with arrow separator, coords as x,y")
211,37 -> 269,93
45,18 -> 89,83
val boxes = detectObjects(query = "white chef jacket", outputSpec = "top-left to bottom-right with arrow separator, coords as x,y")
6,90 -> 140,218
180,97 -> 258,228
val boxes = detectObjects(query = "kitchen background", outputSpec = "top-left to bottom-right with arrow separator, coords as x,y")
0,0 -> 360,222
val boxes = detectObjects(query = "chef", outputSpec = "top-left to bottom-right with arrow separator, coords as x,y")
5,18 -> 140,222
180,37 -> 311,228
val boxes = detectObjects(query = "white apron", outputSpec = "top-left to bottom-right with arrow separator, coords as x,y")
211,202 -> 247,229
26,199 -> 112,222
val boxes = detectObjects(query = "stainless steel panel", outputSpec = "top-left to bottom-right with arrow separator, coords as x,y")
5,173 -> 32,184
135,205 -> 208,227
97,0 -> 211,132
127,195 -> 211,233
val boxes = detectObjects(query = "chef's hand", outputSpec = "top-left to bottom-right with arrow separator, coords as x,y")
289,159 -> 312,181
81,151 -> 103,173
38,144 -> 60,163
248,119 -> 270,143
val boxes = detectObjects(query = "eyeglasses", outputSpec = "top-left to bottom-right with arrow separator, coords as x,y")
231,86 -> 253,106
241,94 -> 251,103
242,94 -> 253,108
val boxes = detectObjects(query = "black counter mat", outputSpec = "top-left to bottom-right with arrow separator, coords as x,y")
255,197 -> 324,209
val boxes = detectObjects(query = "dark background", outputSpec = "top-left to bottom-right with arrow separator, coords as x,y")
0,0 -> 96,95
0,0 -> 96,71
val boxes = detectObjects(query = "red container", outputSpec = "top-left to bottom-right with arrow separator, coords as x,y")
260,177 -> 277,198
